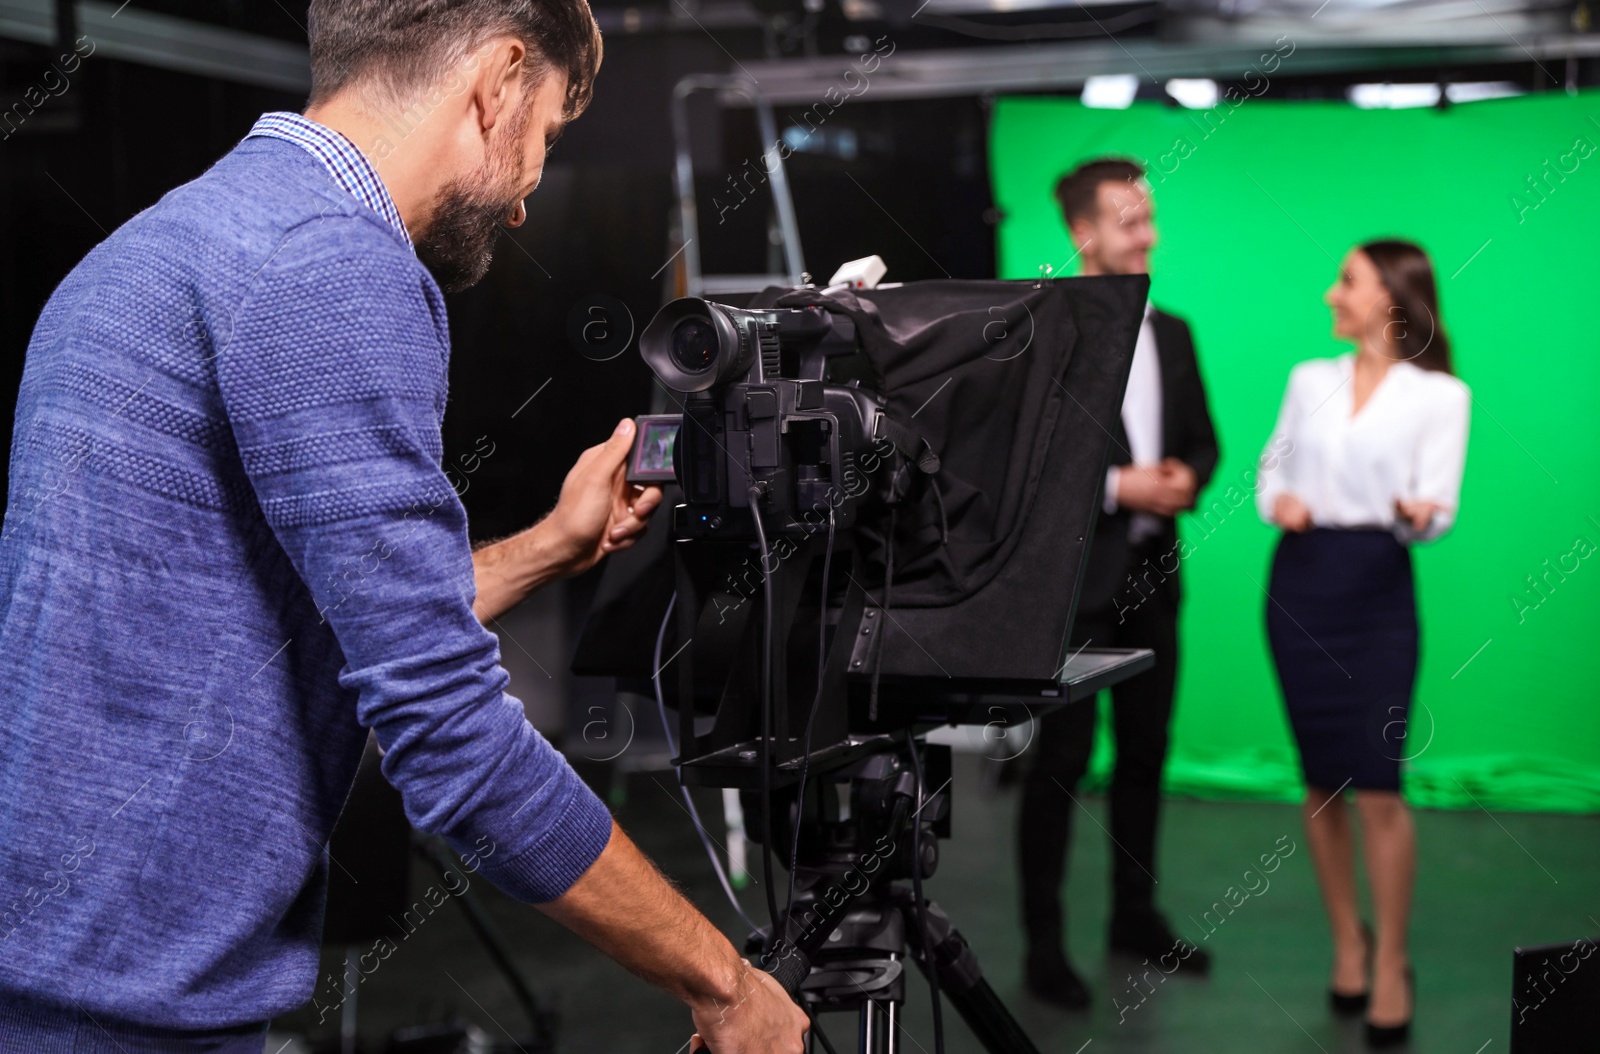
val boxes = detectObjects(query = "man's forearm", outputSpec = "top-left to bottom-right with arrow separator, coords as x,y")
472,520 -> 567,623
538,818 -> 747,1011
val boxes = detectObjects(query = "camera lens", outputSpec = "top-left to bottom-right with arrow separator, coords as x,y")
639,298 -> 751,393
670,317 -> 720,374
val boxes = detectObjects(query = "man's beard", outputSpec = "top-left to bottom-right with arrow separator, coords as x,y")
414,109 -> 530,294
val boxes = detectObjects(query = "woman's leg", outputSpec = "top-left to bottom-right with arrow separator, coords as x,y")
1356,790 -> 1416,1025
1303,785 -> 1368,994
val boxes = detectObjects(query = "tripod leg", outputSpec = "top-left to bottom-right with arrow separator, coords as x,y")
340,946 -> 358,1054
901,896 -> 1044,1054
723,787 -> 750,889
932,975 -> 1039,1054
860,1001 -> 898,1054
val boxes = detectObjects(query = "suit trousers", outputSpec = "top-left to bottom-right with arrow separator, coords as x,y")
1017,548 -> 1180,960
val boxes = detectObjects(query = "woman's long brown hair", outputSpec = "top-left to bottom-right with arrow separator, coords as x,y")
1360,239 -> 1454,375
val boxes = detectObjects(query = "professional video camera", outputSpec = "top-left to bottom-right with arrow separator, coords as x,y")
632,297 -> 889,540
579,273 -> 1154,1054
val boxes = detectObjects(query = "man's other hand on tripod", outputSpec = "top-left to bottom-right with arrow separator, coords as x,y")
687,959 -> 809,1054
538,819 -> 809,1054
472,418 -> 664,622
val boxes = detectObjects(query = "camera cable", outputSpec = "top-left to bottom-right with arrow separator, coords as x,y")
783,504 -> 836,948
653,592 -> 762,937
656,591 -> 838,1049
746,484 -> 784,950
869,494 -> 947,1053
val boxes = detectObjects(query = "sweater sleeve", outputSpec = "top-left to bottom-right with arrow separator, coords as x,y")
213,216 -> 612,903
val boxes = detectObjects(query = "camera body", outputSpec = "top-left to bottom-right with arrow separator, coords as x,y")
639,296 -> 888,540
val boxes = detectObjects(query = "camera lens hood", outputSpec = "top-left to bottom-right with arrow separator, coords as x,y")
639,297 -> 749,392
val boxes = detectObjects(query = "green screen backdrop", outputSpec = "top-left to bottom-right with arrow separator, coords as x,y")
990,89 -> 1600,812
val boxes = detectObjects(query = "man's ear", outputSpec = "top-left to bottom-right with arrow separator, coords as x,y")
470,37 -> 529,133
1066,216 -> 1095,252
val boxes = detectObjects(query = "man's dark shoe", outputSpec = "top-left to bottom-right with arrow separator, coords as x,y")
1025,952 -> 1092,1009
1108,909 -> 1212,976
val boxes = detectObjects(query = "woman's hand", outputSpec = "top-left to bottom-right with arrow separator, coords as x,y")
1394,498 -> 1444,534
1273,493 -> 1313,533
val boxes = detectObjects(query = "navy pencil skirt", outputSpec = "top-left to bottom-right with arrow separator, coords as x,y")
1266,527 -> 1419,792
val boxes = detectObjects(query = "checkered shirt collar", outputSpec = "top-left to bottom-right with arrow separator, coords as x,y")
246,111 -> 413,250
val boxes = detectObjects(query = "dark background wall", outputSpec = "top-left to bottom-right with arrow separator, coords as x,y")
0,8 -> 996,547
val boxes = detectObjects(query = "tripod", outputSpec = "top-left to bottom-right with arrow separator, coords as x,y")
750,737 -> 1041,1054
662,522 -> 1063,1054
660,503 -> 1146,1053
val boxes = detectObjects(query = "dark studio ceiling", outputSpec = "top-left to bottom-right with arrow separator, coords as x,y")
1,0 -> 1593,101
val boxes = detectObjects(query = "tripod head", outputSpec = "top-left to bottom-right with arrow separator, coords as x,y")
741,733 -> 1046,1054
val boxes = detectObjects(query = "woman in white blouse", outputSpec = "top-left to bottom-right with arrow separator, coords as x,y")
1256,239 -> 1469,1047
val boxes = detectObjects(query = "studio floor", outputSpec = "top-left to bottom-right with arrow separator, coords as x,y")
272,753 -> 1600,1053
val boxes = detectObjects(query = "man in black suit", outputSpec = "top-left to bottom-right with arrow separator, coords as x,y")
1018,157 -> 1220,1007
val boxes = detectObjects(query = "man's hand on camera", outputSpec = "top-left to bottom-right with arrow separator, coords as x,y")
470,419 -> 663,623
688,960 -> 810,1054
543,418 -> 664,578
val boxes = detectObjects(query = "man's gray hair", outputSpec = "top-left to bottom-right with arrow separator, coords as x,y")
308,0 -> 602,119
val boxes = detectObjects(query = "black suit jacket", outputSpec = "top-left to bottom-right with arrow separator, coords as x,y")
1078,308 -> 1219,615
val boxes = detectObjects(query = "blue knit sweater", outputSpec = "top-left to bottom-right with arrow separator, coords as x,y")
0,135 -> 614,1038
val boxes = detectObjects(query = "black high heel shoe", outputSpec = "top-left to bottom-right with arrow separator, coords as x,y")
1329,921 -> 1373,1016
1331,989 -> 1370,1015
1364,966 -> 1415,1048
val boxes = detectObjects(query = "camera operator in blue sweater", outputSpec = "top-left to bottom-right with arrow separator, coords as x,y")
0,2 -> 807,1051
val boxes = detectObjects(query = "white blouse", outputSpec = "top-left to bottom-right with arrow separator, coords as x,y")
1255,354 -> 1471,543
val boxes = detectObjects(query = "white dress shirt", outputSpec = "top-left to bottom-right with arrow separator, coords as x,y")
1104,302 -> 1164,543
1255,354 -> 1470,543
